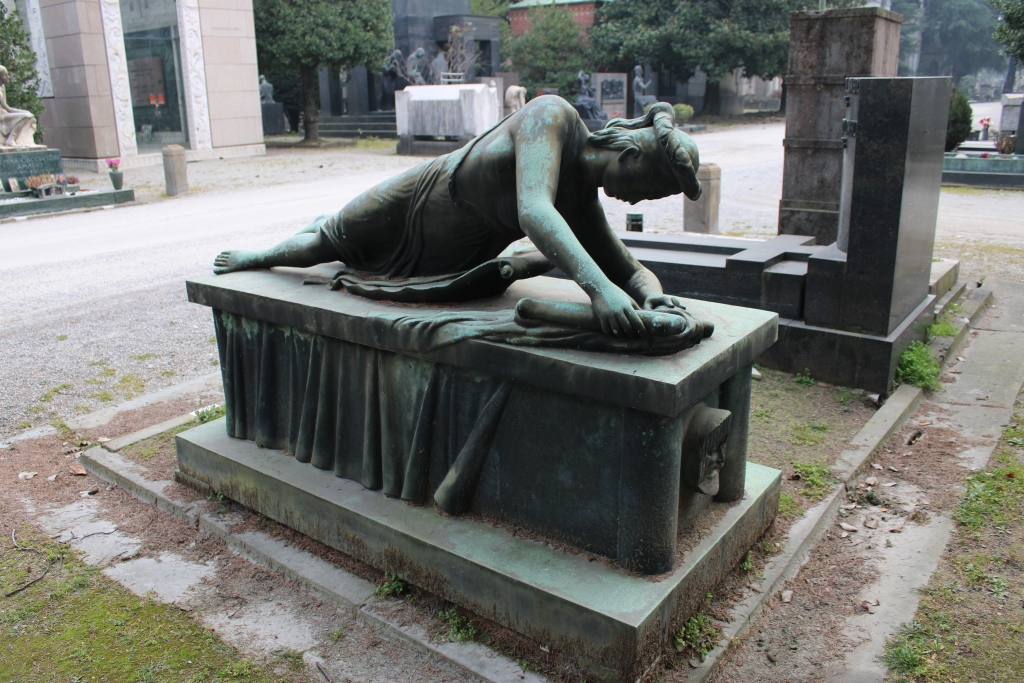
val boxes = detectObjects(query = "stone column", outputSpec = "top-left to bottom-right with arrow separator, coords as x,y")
778,7 -> 901,245
683,163 -> 720,233
98,0 -> 138,158
162,144 -> 188,196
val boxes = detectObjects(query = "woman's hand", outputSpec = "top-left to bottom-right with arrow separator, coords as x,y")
643,293 -> 688,311
592,286 -> 648,338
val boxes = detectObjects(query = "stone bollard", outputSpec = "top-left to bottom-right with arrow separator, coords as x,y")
683,163 -> 720,233
162,144 -> 188,196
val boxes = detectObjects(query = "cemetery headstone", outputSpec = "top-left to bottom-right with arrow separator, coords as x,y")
594,72 -> 627,119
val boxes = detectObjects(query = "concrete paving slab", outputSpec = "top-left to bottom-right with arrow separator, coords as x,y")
36,499 -> 142,565
103,552 -> 215,602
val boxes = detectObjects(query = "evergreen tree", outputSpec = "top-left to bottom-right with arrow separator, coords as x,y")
506,5 -> 591,98
254,0 -> 393,141
589,0 -> 859,115
946,87 -> 973,151
991,0 -> 1024,62
0,5 -> 42,142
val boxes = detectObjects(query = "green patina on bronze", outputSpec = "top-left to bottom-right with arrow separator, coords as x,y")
213,98 -> 703,344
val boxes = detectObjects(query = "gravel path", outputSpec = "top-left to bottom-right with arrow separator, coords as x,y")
3,125 -> 1021,438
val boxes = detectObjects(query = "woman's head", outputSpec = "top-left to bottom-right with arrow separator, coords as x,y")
0,66 -> 9,85
589,102 -> 701,204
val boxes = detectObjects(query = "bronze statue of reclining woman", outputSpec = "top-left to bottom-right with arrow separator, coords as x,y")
215,97 -> 705,343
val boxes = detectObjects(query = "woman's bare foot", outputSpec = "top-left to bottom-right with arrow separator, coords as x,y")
213,250 -> 259,275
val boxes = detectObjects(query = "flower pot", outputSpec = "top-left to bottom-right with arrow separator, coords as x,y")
109,170 -> 123,190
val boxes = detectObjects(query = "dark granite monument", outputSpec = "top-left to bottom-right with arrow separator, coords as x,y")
177,98 -> 781,679
612,76 -> 952,393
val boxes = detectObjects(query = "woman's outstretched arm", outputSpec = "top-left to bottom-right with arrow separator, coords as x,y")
213,229 -> 338,274
513,100 -> 648,338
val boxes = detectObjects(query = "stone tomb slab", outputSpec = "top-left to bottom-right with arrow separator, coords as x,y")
177,419 -> 781,681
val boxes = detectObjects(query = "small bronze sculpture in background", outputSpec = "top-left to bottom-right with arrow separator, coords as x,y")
573,71 -> 609,122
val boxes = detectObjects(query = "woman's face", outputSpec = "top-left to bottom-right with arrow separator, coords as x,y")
0,70 -> 8,86
601,130 -> 680,205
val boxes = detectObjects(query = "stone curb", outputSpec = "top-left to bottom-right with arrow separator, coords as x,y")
79,443 -> 544,683
688,285 -> 988,682
103,404 -> 219,452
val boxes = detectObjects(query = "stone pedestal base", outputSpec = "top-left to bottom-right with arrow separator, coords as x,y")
176,419 -> 780,682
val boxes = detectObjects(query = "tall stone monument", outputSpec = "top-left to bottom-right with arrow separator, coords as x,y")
778,8 -> 901,245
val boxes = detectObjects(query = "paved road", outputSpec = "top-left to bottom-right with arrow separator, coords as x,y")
2,123 -> 1021,437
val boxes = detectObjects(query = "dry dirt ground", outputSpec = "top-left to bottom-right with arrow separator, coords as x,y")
0,401 -> 482,683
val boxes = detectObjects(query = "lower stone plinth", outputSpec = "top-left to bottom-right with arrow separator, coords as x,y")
0,189 -> 134,219
176,419 -> 781,681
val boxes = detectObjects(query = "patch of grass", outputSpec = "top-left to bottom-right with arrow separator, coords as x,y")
0,526 -> 281,683
927,313 -> 958,340
674,612 -> 719,661
89,390 -> 114,403
130,353 -> 156,361
208,336 -> 217,344
790,421 -> 829,446
56,334 -> 67,341
777,491 -> 803,519
355,137 -> 397,150
753,407 -> 772,422
210,358 -> 220,367
273,648 -> 305,671
329,628 -> 345,641
794,369 -> 815,386
84,378 -> 103,385
160,370 -> 175,378
792,459 -> 834,501
98,367 -> 116,377
39,383 -> 72,402
16,419 -> 31,429
89,360 -> 108,366
954,452 -> 1024,529
114,374 -> 145,398
438,606 -> 477,643
373,572 -> 410,598
27,405 -> 44,414
897,341 -> 942,391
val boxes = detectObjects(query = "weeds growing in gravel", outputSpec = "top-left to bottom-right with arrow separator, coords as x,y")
927,313 -> 958,340
39,383 -> 72,402
896,342 -> 942,391
194,404 -> 226,424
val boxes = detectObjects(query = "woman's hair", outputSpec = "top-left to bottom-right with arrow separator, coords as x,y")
588,102 -> 702,200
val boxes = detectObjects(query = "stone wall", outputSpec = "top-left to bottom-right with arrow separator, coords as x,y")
198,0 -> 262,148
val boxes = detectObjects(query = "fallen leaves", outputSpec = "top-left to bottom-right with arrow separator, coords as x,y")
781,590 -> 794,603
864,517 -> 879,529
68,463 -> 87,476
839,522 -> 858,532
17,471 -> 38,480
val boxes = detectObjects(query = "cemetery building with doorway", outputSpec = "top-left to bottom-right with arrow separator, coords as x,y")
2,0 -> 265,170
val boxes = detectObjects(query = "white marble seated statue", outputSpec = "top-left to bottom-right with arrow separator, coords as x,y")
0,66 -> 41,149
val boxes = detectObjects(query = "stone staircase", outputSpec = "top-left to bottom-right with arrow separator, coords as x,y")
318,112 -> 397,139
